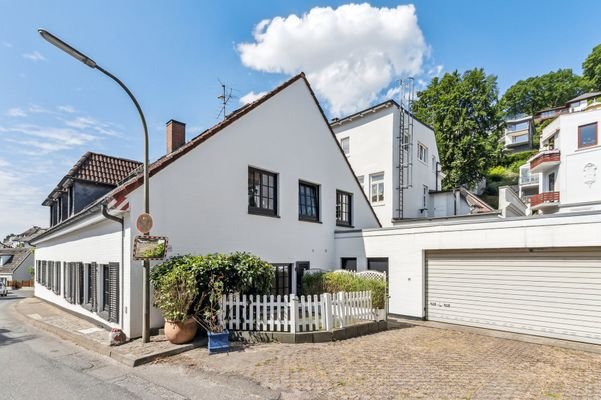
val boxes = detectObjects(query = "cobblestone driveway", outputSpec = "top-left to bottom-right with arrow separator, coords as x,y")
169,325 -> 601,399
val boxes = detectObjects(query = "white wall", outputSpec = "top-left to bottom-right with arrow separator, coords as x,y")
34,215 -> 124,332
399,116 -> 441,219
556,109 -> 601,211
333,106 -> 396,225
335,212 -> 601,318
124,78 -> 380,335
333,104 -> 441,225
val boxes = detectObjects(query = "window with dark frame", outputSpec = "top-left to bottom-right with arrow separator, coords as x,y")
248,167 -> 277,216
271,263 -> 292,296
299,181 -> 320,222
336,190 -> 352,226
578,122 -> 598,148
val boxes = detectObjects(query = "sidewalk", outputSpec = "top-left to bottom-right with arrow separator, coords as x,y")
12,297 -> 206,367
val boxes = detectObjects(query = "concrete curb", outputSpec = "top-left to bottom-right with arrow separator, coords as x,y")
11,300 -> 207,367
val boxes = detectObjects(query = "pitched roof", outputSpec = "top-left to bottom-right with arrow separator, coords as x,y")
33,73 -> 382,242
567,92 -> 601,104
43,152 -> 141,205
0,248 -> 32,275
329,99 -> 434,132
110,74 -> 309,200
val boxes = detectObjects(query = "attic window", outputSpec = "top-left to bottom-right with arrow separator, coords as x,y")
340,137 -> 350,156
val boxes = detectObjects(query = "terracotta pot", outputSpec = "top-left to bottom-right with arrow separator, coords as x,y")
164,318 -> 198,344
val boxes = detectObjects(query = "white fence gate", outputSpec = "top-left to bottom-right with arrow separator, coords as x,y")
220,291 -> 383,333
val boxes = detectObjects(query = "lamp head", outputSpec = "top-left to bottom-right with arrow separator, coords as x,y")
38,29 -> 97,68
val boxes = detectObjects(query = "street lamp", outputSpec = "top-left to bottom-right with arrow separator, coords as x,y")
39,29 -> 152,343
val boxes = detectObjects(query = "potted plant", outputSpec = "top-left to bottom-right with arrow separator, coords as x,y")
151,259 -> 198,344
194,277 -> 229,354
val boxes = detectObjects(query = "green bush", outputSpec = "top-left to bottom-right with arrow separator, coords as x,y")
151,252 -> 274,325
302,272 -> 386,309
506,150 -> 537,173
151,259 -> 198,322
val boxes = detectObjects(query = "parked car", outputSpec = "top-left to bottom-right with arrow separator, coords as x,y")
0,282 -> 8,296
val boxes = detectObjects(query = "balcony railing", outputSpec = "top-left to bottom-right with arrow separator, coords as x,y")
519,174 -> 539,185
530,191 -> 560,208
530,150 -> 560,171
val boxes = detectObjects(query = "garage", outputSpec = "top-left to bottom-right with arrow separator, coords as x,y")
426,248 -> 601,345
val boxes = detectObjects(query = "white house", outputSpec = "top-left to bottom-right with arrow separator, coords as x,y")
31,74 -> 380,338
524,94 -> 601,214
331,100 -> 491,226
0,248 -> 34,286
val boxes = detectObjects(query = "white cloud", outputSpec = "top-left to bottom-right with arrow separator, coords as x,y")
22,51 -> 46,62
2,42 -> 13,48
63,116 -> 120,137
0,124 -> 98,155
239,91 -> 268,105
0,166 -> 47,238
7,107 -> 27,117
58,105 -> 76,113
237,3 -> 429,116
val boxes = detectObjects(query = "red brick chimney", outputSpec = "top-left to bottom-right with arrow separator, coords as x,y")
166,119 -> 186,153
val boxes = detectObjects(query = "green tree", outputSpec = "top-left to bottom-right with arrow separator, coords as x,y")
500,69 -> 589,116
583,44 -> 601,91
413,69 -> 504,188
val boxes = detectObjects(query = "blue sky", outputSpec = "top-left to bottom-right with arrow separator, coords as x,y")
1,0 -> 600,238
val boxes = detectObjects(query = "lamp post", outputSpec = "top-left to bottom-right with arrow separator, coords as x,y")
39,29 -> 151,343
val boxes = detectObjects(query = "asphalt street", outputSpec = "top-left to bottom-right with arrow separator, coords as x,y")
0,289 -> 278,400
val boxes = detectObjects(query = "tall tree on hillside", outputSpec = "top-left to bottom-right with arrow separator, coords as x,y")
500,69 -> 589,116
583,44 -> 601,91
413,69 -> 504,189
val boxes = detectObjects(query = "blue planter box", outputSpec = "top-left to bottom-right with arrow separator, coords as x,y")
208,330 -> 229,354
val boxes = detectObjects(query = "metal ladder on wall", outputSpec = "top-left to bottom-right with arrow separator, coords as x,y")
396,78 -> 415,220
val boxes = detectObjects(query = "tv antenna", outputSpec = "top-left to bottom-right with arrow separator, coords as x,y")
217,79 -> 237,120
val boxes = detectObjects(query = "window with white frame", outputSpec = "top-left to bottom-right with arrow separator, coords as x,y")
370,173 -> 384,204
431,156 -> 436,173
357,175 -> 364,190
418,142 -> 428,163
340,137 -> 350,156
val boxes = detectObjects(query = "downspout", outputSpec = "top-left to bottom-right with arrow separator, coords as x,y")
101,204 -> 125,331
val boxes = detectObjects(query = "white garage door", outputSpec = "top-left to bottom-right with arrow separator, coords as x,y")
426,248 -> 601,345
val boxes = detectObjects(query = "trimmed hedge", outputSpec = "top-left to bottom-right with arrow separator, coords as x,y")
302,271 -> 386,309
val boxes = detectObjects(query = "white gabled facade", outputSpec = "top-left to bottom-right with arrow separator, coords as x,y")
526,102 -> 601,214
331,101 -> 444,226
33,74 -> 380,338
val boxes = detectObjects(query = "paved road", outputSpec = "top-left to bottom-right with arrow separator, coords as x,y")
0,290 -> 277,400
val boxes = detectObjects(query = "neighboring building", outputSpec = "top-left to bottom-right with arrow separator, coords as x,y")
43,152 -> 141,228
534,105 -> 567,123
522,94 -> 601,214
2,226 -> 47,248
0,248 -> 34,286
31,74 -> 380,338
501,114 -> 536,153
429,188 -> 494,218
518,163 -> 540,205
331,100 -> 492,226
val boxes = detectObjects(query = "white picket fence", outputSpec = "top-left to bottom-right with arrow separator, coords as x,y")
219,291 -> 383,333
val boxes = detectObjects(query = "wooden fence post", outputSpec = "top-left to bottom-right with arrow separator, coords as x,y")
323,293 -> 333,332
290,295 -> 298,333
